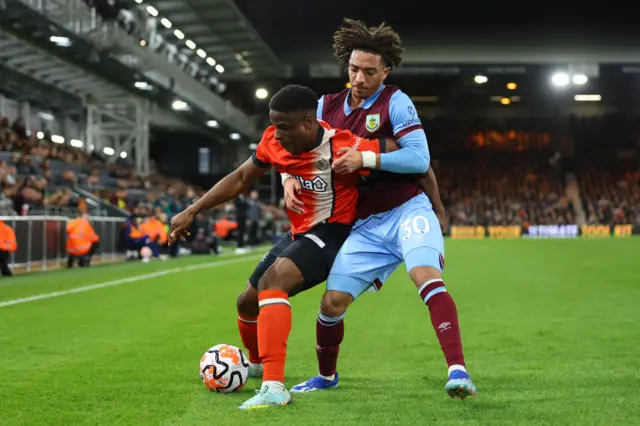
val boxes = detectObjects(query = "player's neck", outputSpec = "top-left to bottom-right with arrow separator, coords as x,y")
348,85 -> 382,108
349,94 -> 366,109
298,125 -> 323,153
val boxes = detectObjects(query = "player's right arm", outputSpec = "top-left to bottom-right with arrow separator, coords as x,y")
169,142 -> 271,244
190,158 -> 268,215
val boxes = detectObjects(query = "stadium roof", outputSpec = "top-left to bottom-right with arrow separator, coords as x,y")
144,0 -> 283,78
233,0 -> 640,67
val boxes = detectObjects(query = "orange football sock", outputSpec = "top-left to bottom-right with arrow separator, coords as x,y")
257,289 -> 292,383
237,313 -> 260,364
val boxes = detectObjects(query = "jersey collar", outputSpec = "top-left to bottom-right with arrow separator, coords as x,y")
343,84 -> 385,116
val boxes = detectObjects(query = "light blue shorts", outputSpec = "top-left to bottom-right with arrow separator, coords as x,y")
327,193 -> 444,299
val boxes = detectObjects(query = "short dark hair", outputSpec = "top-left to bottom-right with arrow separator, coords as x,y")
268,85 -> 318,114
333,18 -> 404,69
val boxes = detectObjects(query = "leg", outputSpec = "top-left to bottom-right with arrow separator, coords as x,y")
239,223 -> 349,410
399,204 -> 475,399
235,218 -> 247,253
86,242 -> 98,266
237,233 -> 294,381
67,256 -> 75,268
291,224 -> 401,393
147,240 -> 160,257
248,221 -> 258,246
238,257 -> 303,410
236,282 -> 261,376
0,250 -> 13,276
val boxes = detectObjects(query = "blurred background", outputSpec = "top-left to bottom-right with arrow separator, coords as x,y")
0,0 -> 638,272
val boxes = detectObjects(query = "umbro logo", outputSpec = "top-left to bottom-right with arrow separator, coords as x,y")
438,322 -> 451,332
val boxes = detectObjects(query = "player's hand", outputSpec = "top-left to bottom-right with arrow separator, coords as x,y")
436,210 -> 449,235
283,177 -> 305,214
169,209 -> 195,245
332,147 -> 363,175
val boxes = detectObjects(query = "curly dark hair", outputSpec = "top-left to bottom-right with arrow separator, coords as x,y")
332,18 -> 404,69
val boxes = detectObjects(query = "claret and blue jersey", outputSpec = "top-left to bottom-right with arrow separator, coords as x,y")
319,84 -> 432,218
319,84 -> 445,299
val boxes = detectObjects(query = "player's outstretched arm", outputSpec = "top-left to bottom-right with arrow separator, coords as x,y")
191,158 -> 267,214
169,159 -> 268,244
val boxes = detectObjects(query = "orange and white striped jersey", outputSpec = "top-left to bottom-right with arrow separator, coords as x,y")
252,120 -> 386,235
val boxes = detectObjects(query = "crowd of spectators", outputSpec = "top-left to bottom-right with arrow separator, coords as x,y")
438,156 -> 640,229
439,160 -> 577,228
2,111 -> 639,238
0,114 -> 288,248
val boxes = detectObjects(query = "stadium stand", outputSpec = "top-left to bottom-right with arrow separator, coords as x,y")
0,110 -> 287,252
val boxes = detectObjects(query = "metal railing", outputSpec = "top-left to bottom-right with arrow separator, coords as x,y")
0,215 -> 126,272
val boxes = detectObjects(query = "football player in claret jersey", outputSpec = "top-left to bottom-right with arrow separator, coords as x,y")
170,84 -> 426,410
282,19 -> 476,399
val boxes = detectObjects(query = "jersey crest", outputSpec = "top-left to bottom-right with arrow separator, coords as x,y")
365,113 -> 380,132
315,158 -> 330,171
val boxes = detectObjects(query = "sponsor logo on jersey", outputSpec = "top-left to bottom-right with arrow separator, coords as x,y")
400,118 -> 421,129
365,113 -> 380,132
295,175 -> 328,192
352,137 -> 362,150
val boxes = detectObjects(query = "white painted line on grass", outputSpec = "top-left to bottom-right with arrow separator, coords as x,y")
0,254 -> 263,309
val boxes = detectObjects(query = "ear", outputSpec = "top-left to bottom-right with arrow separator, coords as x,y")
303,112 -> 314,129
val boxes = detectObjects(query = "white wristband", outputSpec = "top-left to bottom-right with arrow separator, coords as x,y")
361,151 -> 377,169
280,172 -> 294,185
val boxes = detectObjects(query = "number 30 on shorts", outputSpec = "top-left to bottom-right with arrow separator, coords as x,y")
401,215 -> 430,240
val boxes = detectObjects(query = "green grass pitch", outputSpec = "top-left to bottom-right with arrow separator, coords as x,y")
1,239 -> 639,425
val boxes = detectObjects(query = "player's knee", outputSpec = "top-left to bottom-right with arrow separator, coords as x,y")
409,265 -> 442,288
236,283 -> 259,317
320,290 -> 353,318
257,257 -> 303,295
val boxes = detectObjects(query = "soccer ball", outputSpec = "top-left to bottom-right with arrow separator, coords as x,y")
199,344 -> 250,393
140,246 -> 152,259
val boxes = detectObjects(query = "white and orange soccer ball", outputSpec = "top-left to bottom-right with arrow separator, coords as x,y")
199,344 -> 250,393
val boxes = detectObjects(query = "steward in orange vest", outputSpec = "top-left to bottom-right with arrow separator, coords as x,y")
0,220 -> 17,276
66,213 -> 99,268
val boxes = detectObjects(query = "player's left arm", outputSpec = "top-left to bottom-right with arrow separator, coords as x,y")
378,90 -> 430,173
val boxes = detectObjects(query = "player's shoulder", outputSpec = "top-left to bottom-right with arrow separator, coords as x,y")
323,89 -> 349,104
257,126 -> 283,156
258,126 -> 279,148
260,125 -> 276,141
387,86 -> 411,104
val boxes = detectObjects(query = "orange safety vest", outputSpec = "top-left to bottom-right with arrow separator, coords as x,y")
66,217 -> 99,256
140,218 -> 168,244
129,224 -> 143,238
0,220 -> 17,252
215,218 -> 237,238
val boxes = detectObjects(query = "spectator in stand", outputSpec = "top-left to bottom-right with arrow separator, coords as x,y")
234,192 -> 249,254
247,189 -> 262,247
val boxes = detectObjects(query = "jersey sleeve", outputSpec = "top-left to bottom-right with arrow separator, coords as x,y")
251,129 -> 273,168
377,90 -> 430,174
389,90 -> 423,139
352,134 -> 386,154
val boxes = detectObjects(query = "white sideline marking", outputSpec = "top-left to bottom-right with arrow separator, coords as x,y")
0,255 -> 263,309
